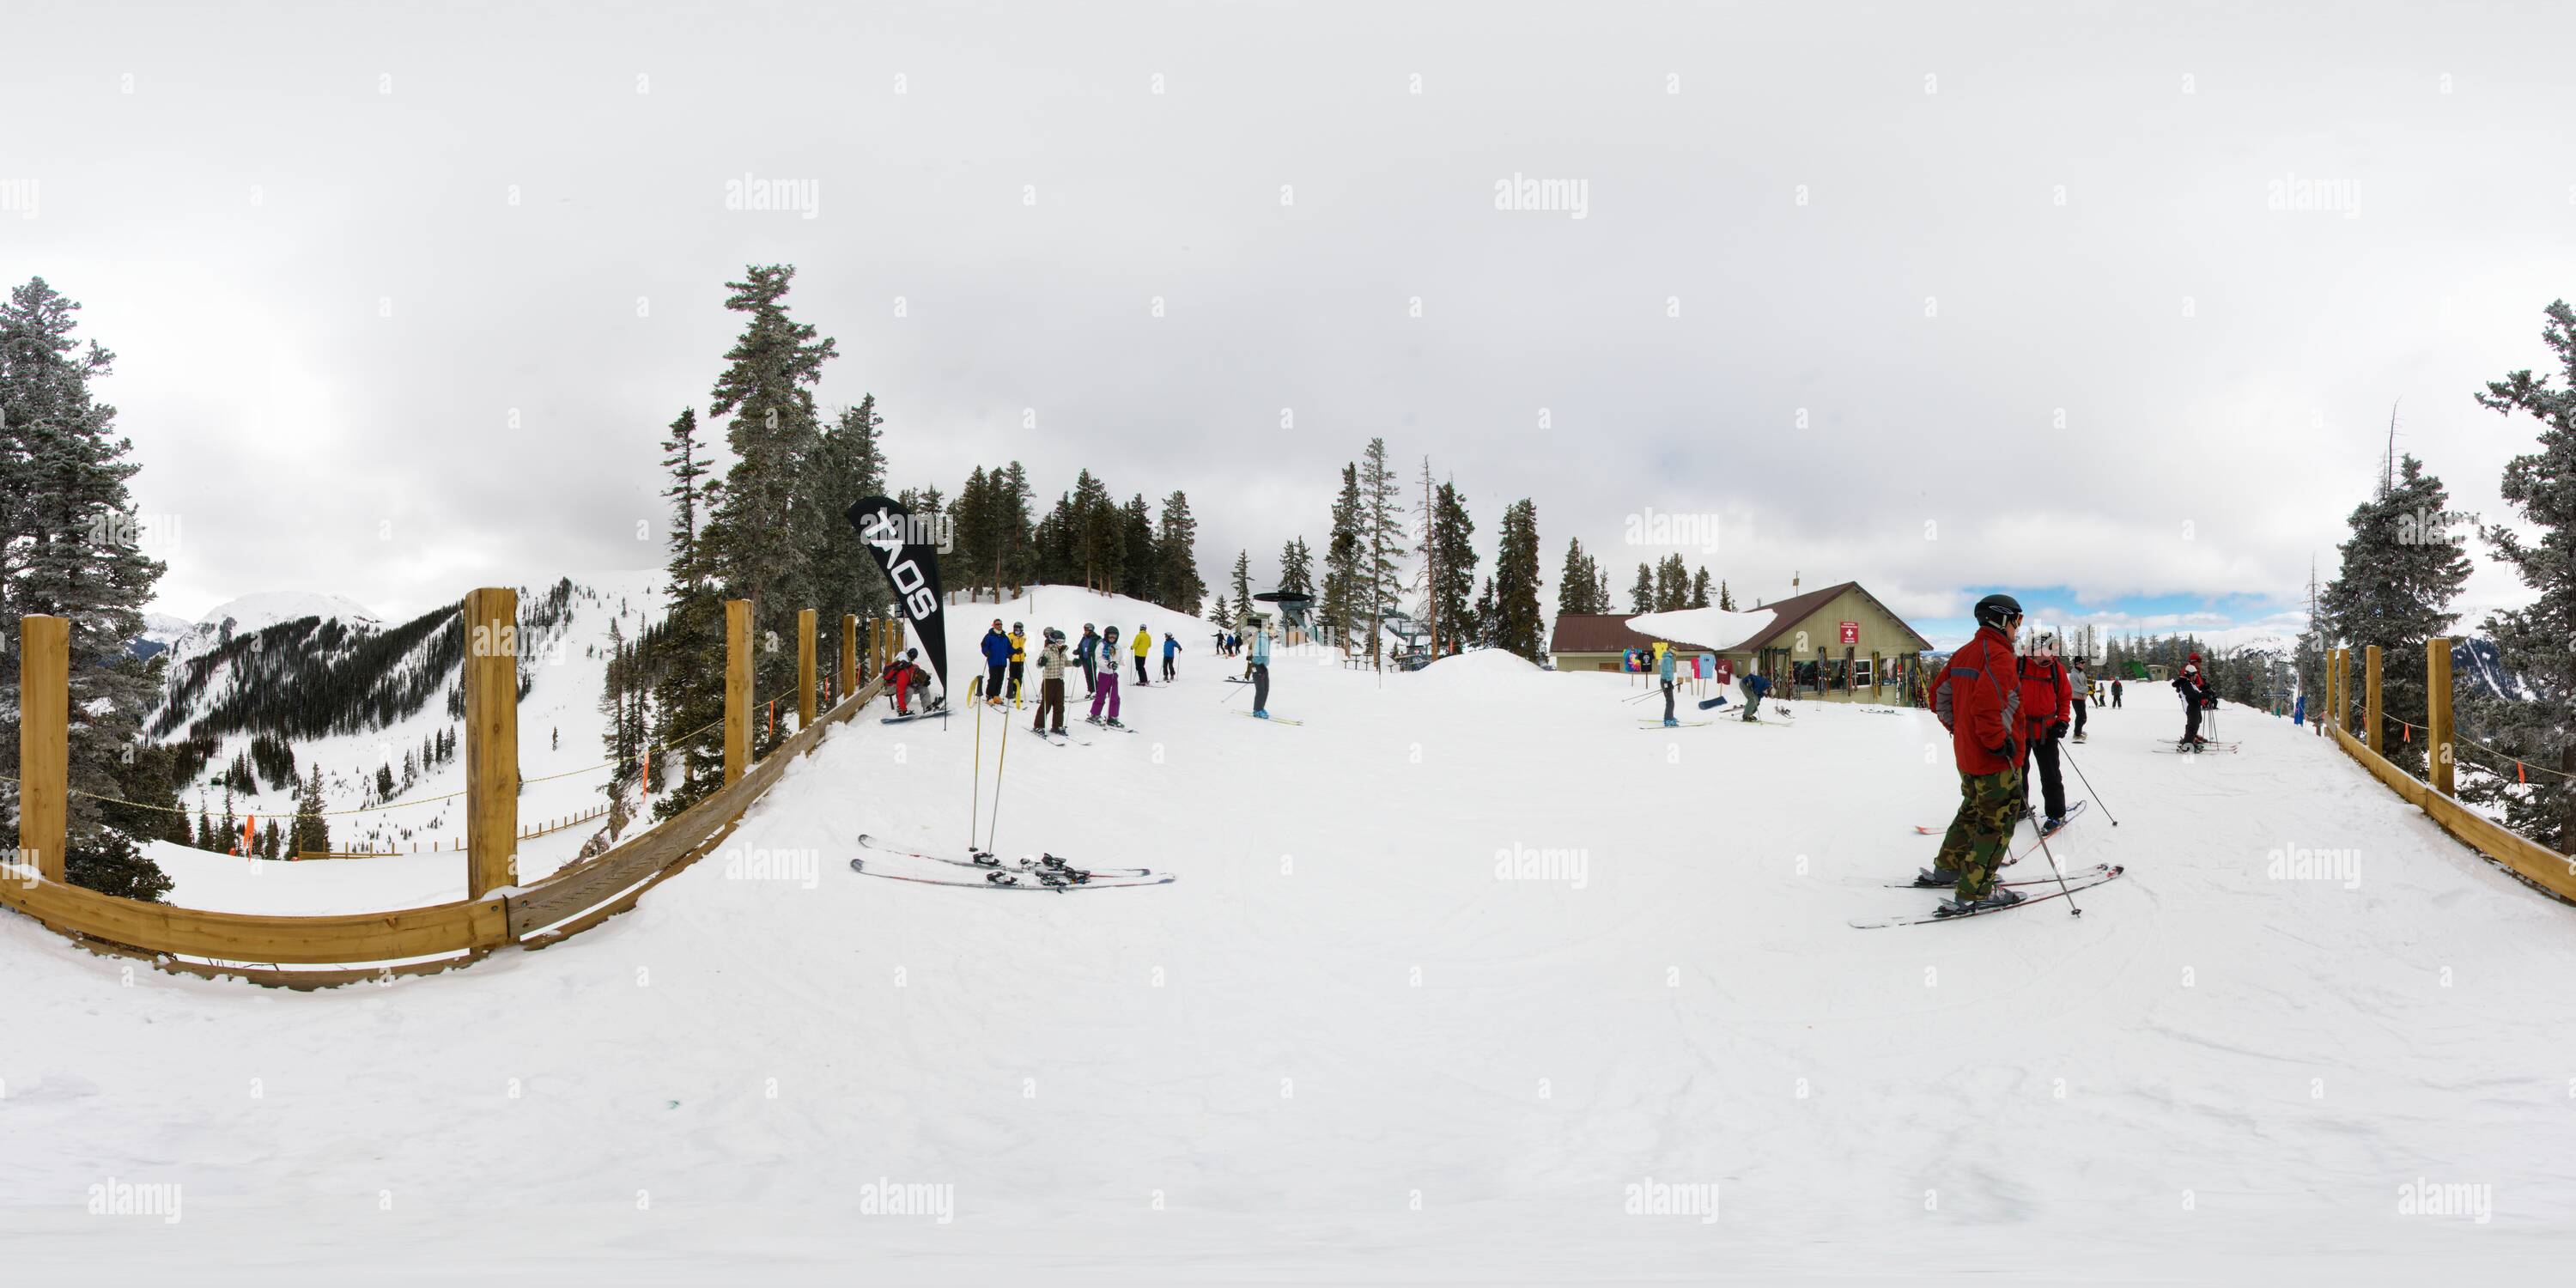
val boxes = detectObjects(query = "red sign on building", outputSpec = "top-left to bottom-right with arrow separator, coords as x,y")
1838,621 -> 1860,646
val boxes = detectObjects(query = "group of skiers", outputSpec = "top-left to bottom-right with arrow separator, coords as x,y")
1919,594 -> 2093,916
868,614 -> 1279,734
975,619 -> 1182,732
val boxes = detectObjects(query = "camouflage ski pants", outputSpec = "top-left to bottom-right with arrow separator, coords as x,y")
1932,768 -> 2021,899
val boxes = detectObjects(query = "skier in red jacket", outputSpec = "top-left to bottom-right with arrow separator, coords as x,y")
2017,633 -> 2075,830
1917,593 -> 2028,913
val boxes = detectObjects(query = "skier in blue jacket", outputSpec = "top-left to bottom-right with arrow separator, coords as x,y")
1657,645 -> 1680,726
1246,616 -> 1274,717
1740,669 -> 1771,723
978,619 -> 1012,708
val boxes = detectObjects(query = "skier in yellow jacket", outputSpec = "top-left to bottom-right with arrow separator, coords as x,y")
1131,622 -> 1153,685
1007,623 -> 1027,705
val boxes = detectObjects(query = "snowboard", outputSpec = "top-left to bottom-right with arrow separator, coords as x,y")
881,708 -> 951,725
1696,696 -> 1732,711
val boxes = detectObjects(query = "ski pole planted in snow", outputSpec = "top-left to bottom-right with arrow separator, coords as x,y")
2057,743 -> 2119,825
2021,807 -> 2081,915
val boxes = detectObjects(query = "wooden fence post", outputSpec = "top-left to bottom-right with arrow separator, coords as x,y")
798,608 -> 817,730
2428,637 -> 2454,796
2365,645 -> 2383,756
841,613 -> 859,701
2339,647 -> 2352,735
462,587 -> 519,901
725,600 -> 750,784
16,615 -> 67,883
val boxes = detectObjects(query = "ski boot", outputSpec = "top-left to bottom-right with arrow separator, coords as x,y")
1104,717 -> 1126,729
2041,816 -> 2066,835
1912,866 -> 1962,889
970,850 -> 1002,868
1084,714 -> 1103,726
1253,709 -> 1269,719
1663,717 -> 1679,727
1935,886 -> 2024,918
983,871 -> 1020,887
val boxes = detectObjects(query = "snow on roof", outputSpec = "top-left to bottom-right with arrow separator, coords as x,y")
1624,606 -> 1782,653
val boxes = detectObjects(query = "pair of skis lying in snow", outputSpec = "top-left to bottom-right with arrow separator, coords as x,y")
849,834 -> 1175,891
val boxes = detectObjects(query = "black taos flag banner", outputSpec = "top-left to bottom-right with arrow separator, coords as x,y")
846,495 -> 949,700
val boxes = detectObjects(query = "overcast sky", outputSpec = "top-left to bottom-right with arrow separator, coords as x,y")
8,0 -> 2574,647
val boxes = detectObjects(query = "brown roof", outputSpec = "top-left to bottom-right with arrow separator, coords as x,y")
1549,614 -> 1716,655
1734,580 -> 1934,653
1552,581 -> 1934,658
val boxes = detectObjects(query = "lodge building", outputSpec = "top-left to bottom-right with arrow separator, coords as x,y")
1547,580 -> 1936,704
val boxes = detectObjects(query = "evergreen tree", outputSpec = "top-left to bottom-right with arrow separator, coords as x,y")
997,461 -> 1035,591
1070,471 -> 1122,591
701,264 -> 837,715
2320,453 -> 2470,777
1717,580 -> 1735,611
1653,554 -> 1689,612
1358,438 -> 1406,665
1278,538 -> 1315,598
293,763 -> 331,858
1472,576 -> 1499,647
2462,300 -> 2576,845
1556,538 -> 1604,617
1030,491 -> 1078,586
806,397 -> 888,626
1156,490 -> 1206,611
952,466 -> 997,598
1491,499 -> 1546,661
1322,464 -> 1364,648
1629,563 -> 1654,615
1426,482 -> 1479,653
1120,494 -> 1158,600
1689,567 -> 1712,609
659,407 -> 712,578
1230,550 -> 1254,625
0,277 -> 173,900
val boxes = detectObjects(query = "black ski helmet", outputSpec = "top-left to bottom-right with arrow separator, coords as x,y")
1972,593 -> 2024,631
906,647 -> 919,660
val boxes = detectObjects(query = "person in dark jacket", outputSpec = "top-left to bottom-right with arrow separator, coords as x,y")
1076,624 -> 1102,696
1740,668 -> 1771,722
2111,677 -> 2123,708
1917,594 -> 2028,912
979,619 -> 1012,707
2173,653 -> 2215,748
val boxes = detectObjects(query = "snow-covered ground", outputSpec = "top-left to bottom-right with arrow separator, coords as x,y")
8,593 -> 2575,1282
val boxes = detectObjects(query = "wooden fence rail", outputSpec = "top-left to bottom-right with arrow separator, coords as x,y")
2,595 -> 890,988
2324,639 -> 2576,904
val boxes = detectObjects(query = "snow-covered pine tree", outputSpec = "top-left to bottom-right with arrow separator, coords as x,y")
1491,499 -> 1546,662
1157,490 -> 1206,611
0,276 -> 173,900
2320,453 -> 2470,778
2461,300 -> 2576,846
1427,482 -> 1479,652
